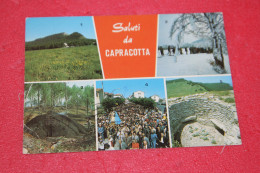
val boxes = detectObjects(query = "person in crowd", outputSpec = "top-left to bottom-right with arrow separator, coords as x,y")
98,123 -> 104,141
143,140 -> 149,149
104,143 -> 115,151
151,129 -> 158,148
132,139 -> 139,149
132,132 -> 139,142
168,45 -> 171,56
159,46 -> 164,56
122,133 -> 132,149
108,135 -> 114,148
143,133 -> 150,148
98,138 -> 105,151
138,131 -> 144,149
118,139 -> 127,150
172,47 -> 175,55
158,132 -> 167,148
97,103 -> 169,150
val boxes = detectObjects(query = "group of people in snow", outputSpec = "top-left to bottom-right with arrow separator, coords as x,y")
158,46 -> 213,56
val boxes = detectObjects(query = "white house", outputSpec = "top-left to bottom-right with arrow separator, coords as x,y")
64,43 -> 69,48
130,91 -> 145,98
151,95 -> 160,102
113,94 -> 123,98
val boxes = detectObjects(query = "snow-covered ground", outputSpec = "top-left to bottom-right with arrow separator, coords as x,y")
156,53 -> 230,77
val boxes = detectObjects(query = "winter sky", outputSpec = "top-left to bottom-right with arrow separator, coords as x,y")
166,75 -> 233,86
96,78 -> 166,99
25,16 -> 96,41
158,14 -> 199,46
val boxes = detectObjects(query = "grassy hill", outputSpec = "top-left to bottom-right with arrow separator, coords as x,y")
198,83 -> 233,91
25,32 -> 96,51
166,78 -> 233,98
25,45 -> 102,81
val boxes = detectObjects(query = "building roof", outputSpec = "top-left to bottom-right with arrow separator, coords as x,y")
134,90 -> 144,93
151,95 -> 159,97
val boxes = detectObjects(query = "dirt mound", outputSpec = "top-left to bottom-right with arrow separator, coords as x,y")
24,113 -> 88,139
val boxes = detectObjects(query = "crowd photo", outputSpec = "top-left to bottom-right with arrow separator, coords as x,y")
96,79 -> 170,150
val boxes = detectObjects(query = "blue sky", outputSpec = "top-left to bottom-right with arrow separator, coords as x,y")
25,16 -> 96,41
96,78 -> 166,99
166,75 -> 233,86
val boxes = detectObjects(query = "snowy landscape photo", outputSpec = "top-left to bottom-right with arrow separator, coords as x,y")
157,13 -> 231,77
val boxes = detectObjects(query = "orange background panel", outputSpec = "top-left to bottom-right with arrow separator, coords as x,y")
94,15 -> 158,79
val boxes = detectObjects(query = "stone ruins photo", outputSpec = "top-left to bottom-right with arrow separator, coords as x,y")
166,76 -> 241,147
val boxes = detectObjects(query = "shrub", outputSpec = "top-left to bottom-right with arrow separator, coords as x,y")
173,140 -> 182,147
129,97 -> 155,109
201,132 -> 209,136
101,97 -> 125,112
224,97 -> 235,103
101,98 -> 116,112
114,97 -> 125,106
192,132 -> 200,137
200,136 -> 209,141
211,139 -> 217,144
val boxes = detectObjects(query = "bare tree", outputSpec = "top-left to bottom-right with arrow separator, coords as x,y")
169,13 -> 227,71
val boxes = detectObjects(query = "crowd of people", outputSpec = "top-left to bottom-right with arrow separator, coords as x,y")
158,45 -> 213,56
97,103 -> 170,150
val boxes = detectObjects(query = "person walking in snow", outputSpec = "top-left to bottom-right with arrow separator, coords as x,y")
159,46 -> 164,56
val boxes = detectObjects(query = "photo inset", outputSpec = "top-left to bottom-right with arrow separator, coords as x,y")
166,76 -> 241,147
25,16 -> 103,82
157,13 -> 231,76
96,78 -> 170,151
23,81 -> 96,154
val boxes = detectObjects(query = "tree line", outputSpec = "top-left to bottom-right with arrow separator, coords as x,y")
25,32 -> 96,51
25,39 -> 96,51
24,83 -> 94,116
101,97 -> 156,113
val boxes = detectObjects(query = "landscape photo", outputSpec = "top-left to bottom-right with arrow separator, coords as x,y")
96,78 -> 170,150
166,75 -> 241,147
23,81 -> 96,154
157,13 -> 231,76
25,16 -> 103,82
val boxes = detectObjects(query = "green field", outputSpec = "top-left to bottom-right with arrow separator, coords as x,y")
166,79 -> 233,98
25,45 -> 102,81
167,79 -> 207,98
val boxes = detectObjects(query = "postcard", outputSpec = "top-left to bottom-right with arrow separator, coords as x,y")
23,12 -> 241,154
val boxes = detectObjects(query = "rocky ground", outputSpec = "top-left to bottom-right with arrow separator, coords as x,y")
23,126 -> 96,154
181,122 -> 225,147
168,91 -> 241,147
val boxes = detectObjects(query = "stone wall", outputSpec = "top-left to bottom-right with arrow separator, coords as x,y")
169,98 -> 241,145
